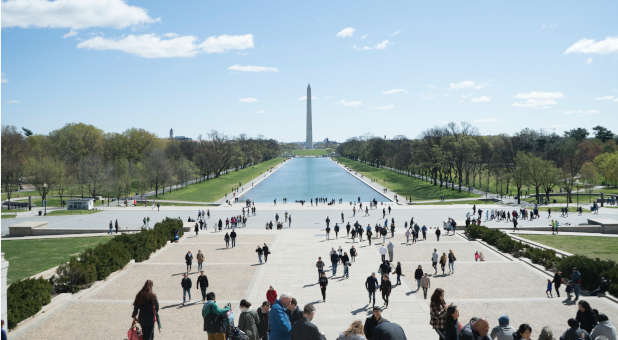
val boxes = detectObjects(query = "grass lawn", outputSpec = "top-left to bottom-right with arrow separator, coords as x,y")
517,234 -> 618,262
154,201 -> 218,207
413,199 -> 499,205
537,206 -> 590,212
1,214 -> 17,219
158,157 -> 284,202
336,158 -> 479,200
289,148 -> 333,156
1,236 -> 112,284
1,191 -> 38,200
46,209 -> 102,216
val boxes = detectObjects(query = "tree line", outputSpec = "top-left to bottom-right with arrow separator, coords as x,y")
337,123 -> 618,204
1,123 -> 280,206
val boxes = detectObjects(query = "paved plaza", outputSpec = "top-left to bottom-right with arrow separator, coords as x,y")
7,204 -> 618,339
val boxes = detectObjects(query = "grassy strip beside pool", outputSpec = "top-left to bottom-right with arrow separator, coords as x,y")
335,157 -> 479,201
159,157 -> 285,202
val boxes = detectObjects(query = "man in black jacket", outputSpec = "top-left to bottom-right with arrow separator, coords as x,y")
256,301 -> 270,340
364,307 -> 387,340
181,273 -> 192,305
197,271 -> 209,301
230,229 -> 237,247
366,273 -> 379,307
290,304 -> 325,340
286,298 -> 303,325
374,320 -> 407,340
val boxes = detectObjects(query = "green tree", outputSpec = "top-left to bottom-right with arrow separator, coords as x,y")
592,126 -> 614,142
1,126 -> 29,207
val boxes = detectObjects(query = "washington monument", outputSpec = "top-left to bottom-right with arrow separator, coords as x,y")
306,84 -> 313,149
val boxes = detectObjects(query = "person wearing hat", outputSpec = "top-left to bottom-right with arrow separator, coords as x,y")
364,306 -> 388,340
490,315 -> 515,340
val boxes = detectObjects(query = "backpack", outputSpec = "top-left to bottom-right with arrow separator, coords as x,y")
204,313 -> 227,333
228,326 -> 249,340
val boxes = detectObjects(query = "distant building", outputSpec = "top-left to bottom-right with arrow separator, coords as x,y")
67,198 -> 94,210
174,136 -> 192,141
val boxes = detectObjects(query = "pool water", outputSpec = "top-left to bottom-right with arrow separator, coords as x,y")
241,157 -> 390,203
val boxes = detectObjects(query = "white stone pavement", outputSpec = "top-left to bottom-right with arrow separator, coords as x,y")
7,206 -> 618,339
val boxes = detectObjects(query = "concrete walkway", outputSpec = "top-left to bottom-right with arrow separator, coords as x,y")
7,207 -> 618,340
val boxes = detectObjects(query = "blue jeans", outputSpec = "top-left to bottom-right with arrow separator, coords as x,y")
343,264 -> 349,278
416,279 -> 421,290
198,262 -> 203,271
183,288 -> 191,303
448,262 -> 454,273
332,262 -> 337,275
258,253 -> 263,264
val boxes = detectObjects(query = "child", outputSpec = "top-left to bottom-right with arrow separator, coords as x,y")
474,250 -> 480,262
546,279 -> 553,298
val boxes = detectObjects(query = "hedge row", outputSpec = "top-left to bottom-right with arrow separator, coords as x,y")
465,224 -> 618,296
7,278 -> 53,329
7,217 -> 184,329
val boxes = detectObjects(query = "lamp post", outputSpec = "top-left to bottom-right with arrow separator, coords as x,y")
43,183 -> 48,215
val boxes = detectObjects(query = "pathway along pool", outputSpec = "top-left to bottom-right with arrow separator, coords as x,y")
240,157 -> 390,203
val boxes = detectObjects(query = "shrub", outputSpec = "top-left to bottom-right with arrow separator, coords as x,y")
7,278 -> 53,329
466,225 -> 618,296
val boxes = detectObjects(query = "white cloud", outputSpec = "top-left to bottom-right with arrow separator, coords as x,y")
391,30 -> 401,37
375,40 -> 389,50
564,109 -> 600,116
473,117 -> 497,123
228,65 -> 279,72
470,96 -> 491,103
336,27 -> 355,38
340,99 -> 362,107
199,34 -> 254,54
375,104 -> 395,110
564,36 -> 618,55
355,40 -> 390,51
586,57 -> 593,64
2,0 -> 157,29
449,81 -> 485,90
298,96 -> 317,101
256,110 -> 265,114
512,91 -> 564,108
77,33 -> 254,58
240,97 -> 257,103
595,95 -> 618,102
8,99 -> 20,104
63,29 -> 77,38
360,34 -> 368,40
382,89 -> 407,95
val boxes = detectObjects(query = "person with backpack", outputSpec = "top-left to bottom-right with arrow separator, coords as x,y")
202,292 -> 231,340
238,299 -> 260,340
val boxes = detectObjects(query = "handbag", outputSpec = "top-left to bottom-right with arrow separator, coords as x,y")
128,321 -> 143,340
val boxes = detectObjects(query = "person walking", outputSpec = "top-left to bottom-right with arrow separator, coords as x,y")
185,250 -> 193,273
379,245 -> 387,263
443,304 -> 461,340
266,286 -> 278,306
256,245 -> 264,264
202,292 -> 231,340
439,253 -> 447,275
238,299 -> 260,340
393,262 -> 402,286
568,267 -> 582,302
342,252 -> 351,279
380,274 -> 392,308
181,273 -> 192,305
286,298 -> 303,325
430,288 -> 447,339
263,243 -> 270,262
490,315 -> 515,340
319,272 -> 328,302
337,320 -> 366,340
230,229 -> 237,247
432,249 -> 439,275
115,219 -> 119,233
132,280 -> 159,340
350,245 -> 357,262
316,257 -> 325,281
195,223 -> 199,236
257,301 -> 270,340
364,307 -> 387,340
109,220 -> 113,234
448,250 -> 456,274
421,273 -> 431,299
334,224 -> 340,239
326,225 -> 331,240
366,273 -> 379,307
196,250 -> 205,272
387,241 -> 394,263
290,304 -> 326,340
197,271 -> 209,301
224,232 -> 230,248
269,294 -> 292,340
414,265 -> 424,291
435,227 -> 441,242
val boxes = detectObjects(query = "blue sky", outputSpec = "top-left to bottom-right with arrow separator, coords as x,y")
2,0 -> 617,142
